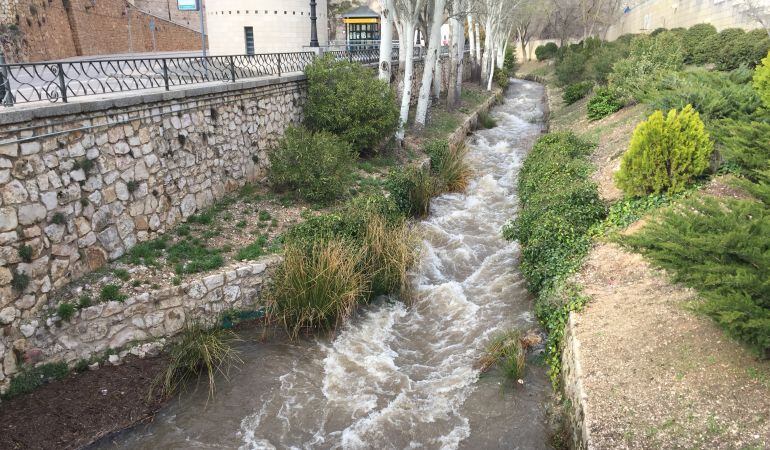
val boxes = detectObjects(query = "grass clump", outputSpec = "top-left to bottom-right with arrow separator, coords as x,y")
387,167 -> 436,218
113,268 -> 130,281
2,362 -> 69,399
235,235 -> 268,261
268,126 -> 355,204
615,105 -> 712,197
270,240 -> 367,339
363,216 -> 418,297
477,111 -> 497,129
152,320 -> 242,400
100,284 -> 127,302
18,244 -> 33,263
423,139 -> 472,193
11,271 -> 30,292
479,330 -> 526,382
126,237 -> 168,266
167,238 -> 224,275
625,196 -> 770,356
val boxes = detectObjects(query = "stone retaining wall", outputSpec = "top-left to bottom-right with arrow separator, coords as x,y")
562,312 -> 591,449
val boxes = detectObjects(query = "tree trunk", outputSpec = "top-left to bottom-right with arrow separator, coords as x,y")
481,16 -> 493,85
415,0 -> 447,127
433,51 -> 442,101
397,21 -> 416,140
447,15 -> 458,109
467,15 -> 476,80
378,1 -> 395,82
455,18 -> 465,103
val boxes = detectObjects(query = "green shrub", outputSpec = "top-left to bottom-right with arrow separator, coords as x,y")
586,41 -> 630,84
503,46 -> 517,73
271,240 -> 367,338
2,362 -> 69,399
504,133 -> 605,293
716,29 -> 770,70
493,67 -> 510,89
387,167 -> 436,218
57,302 -> 76,321
535,42 -> 558,61
683,23 -> 718,64
615,105 -> 713,196
755,50 -> 770,108
555,48 -> 588,86
587,87 -> 624,120
649,68 -> 763,121
698,28 -> 745,66
152,320 -> 241,400
100,284 -> 128,302
503,133 -> 605,384
423,139 -> 472,192
268,126 -> 355,204
712,118 -> 770,178
609,33 -> 684,101
304,55 -> 399,154
625,196 -> 770,355
562,81 -> 593,105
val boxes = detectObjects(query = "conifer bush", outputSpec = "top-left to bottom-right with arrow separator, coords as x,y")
683,23 -> 718,64
535,42 -> 558,61
304,55 -> 399,154
615,105 -> 713,196
754,50 -> 770,108
609,33 -> 684,101
716,29 -> 770,71
268,126 -> 355,204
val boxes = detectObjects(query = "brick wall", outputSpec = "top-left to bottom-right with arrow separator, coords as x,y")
0,0 -> 206,63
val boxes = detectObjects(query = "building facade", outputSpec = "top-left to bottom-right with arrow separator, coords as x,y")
205,0 -> 329,55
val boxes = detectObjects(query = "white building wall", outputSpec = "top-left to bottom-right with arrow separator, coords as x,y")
206,0 -> 329,55
606,0 -> 769,41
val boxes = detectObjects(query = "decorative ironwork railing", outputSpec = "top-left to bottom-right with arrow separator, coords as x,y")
0,45 -> 468,107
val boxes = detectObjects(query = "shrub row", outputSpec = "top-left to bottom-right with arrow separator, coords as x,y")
503,133 -> 606,383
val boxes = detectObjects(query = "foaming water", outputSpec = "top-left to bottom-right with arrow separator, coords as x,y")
98,80 -> 550,450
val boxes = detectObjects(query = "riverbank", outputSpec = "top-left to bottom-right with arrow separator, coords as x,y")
518,60 -> 770,449
0,82 -> 503,450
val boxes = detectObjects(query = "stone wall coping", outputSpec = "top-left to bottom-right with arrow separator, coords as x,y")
0,73 -> 308,127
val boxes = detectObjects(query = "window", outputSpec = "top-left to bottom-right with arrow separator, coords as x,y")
244,27 -> 255,55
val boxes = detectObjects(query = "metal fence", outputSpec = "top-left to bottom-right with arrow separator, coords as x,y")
0,47 -> 430,107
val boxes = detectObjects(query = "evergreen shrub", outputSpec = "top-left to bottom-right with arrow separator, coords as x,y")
535,42 -> 558,61
304,55 -> 399,154
563,81 -> 593,105
268,126 -> 355,204
683,23 -> 718,64
716,29 -> 770,71
609,33 -> 684,101
615,105 -> 713,196
754,50 -> 770,108
587,87 -> 624,120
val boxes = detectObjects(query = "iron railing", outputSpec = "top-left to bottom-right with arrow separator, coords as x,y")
0,47 -> 433,107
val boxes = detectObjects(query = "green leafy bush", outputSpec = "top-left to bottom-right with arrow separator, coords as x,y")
609,33 -> 684,101
649,68 -> 763,121
712,118 -> 770,178
304,55 -> 399,154
268,126 -> 355,204
503,45 -> 517,73
755,50 -> 770,108
625,196 -> 770,355
562,81 -> 593,105
535,42 -> 558,61
503,132 -> 605,384
555,48 -> 588,86
615,105 -> 713,196
587,87 -> 624,120
716,29 -> 770,70
586,41 -> 630,84
697,28 -> 745,66
683,23 -> 718,64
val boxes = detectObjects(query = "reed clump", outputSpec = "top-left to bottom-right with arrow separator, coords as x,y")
424,139 -> 473,193
478,329 -> 527,382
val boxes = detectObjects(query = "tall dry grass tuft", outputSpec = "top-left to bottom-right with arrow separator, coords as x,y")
363,215 -> 419,299
436,144 -> 472,193
270,240 -> 367,339
152,320 -> 242,402
477,329 -> 526,382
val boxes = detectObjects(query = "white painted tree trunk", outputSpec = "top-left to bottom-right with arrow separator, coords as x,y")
480,16 -> 493,84
455,18 -> 465,101
496,43 -> 505,69
474,21 -> 481,79
378,1 -> 395,82
414,0 -> 447,127
397,21 -> 416,140
447,12 -> 460,107
467,15 -> 476,72
433,51 -> 442,100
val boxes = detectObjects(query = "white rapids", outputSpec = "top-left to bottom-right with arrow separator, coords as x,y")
98,80 -> 550,450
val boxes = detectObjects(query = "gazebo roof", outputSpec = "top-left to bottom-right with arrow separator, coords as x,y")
342,5 -> 378,18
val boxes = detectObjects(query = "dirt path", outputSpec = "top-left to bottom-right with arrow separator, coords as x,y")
572,243 -> 770,449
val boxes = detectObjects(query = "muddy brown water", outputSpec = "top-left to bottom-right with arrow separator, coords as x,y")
95,80 -> 551,450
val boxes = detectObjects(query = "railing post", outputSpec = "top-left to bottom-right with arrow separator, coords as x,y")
229,55 -> 236,82
277,54 -> 282,76
0,53 -> 13,107
56,62 -> 68,103
349,51 -> 353,63
162,58 -> 170,91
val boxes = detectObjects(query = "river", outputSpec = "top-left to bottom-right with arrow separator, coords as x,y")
97,79 -> 550,450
